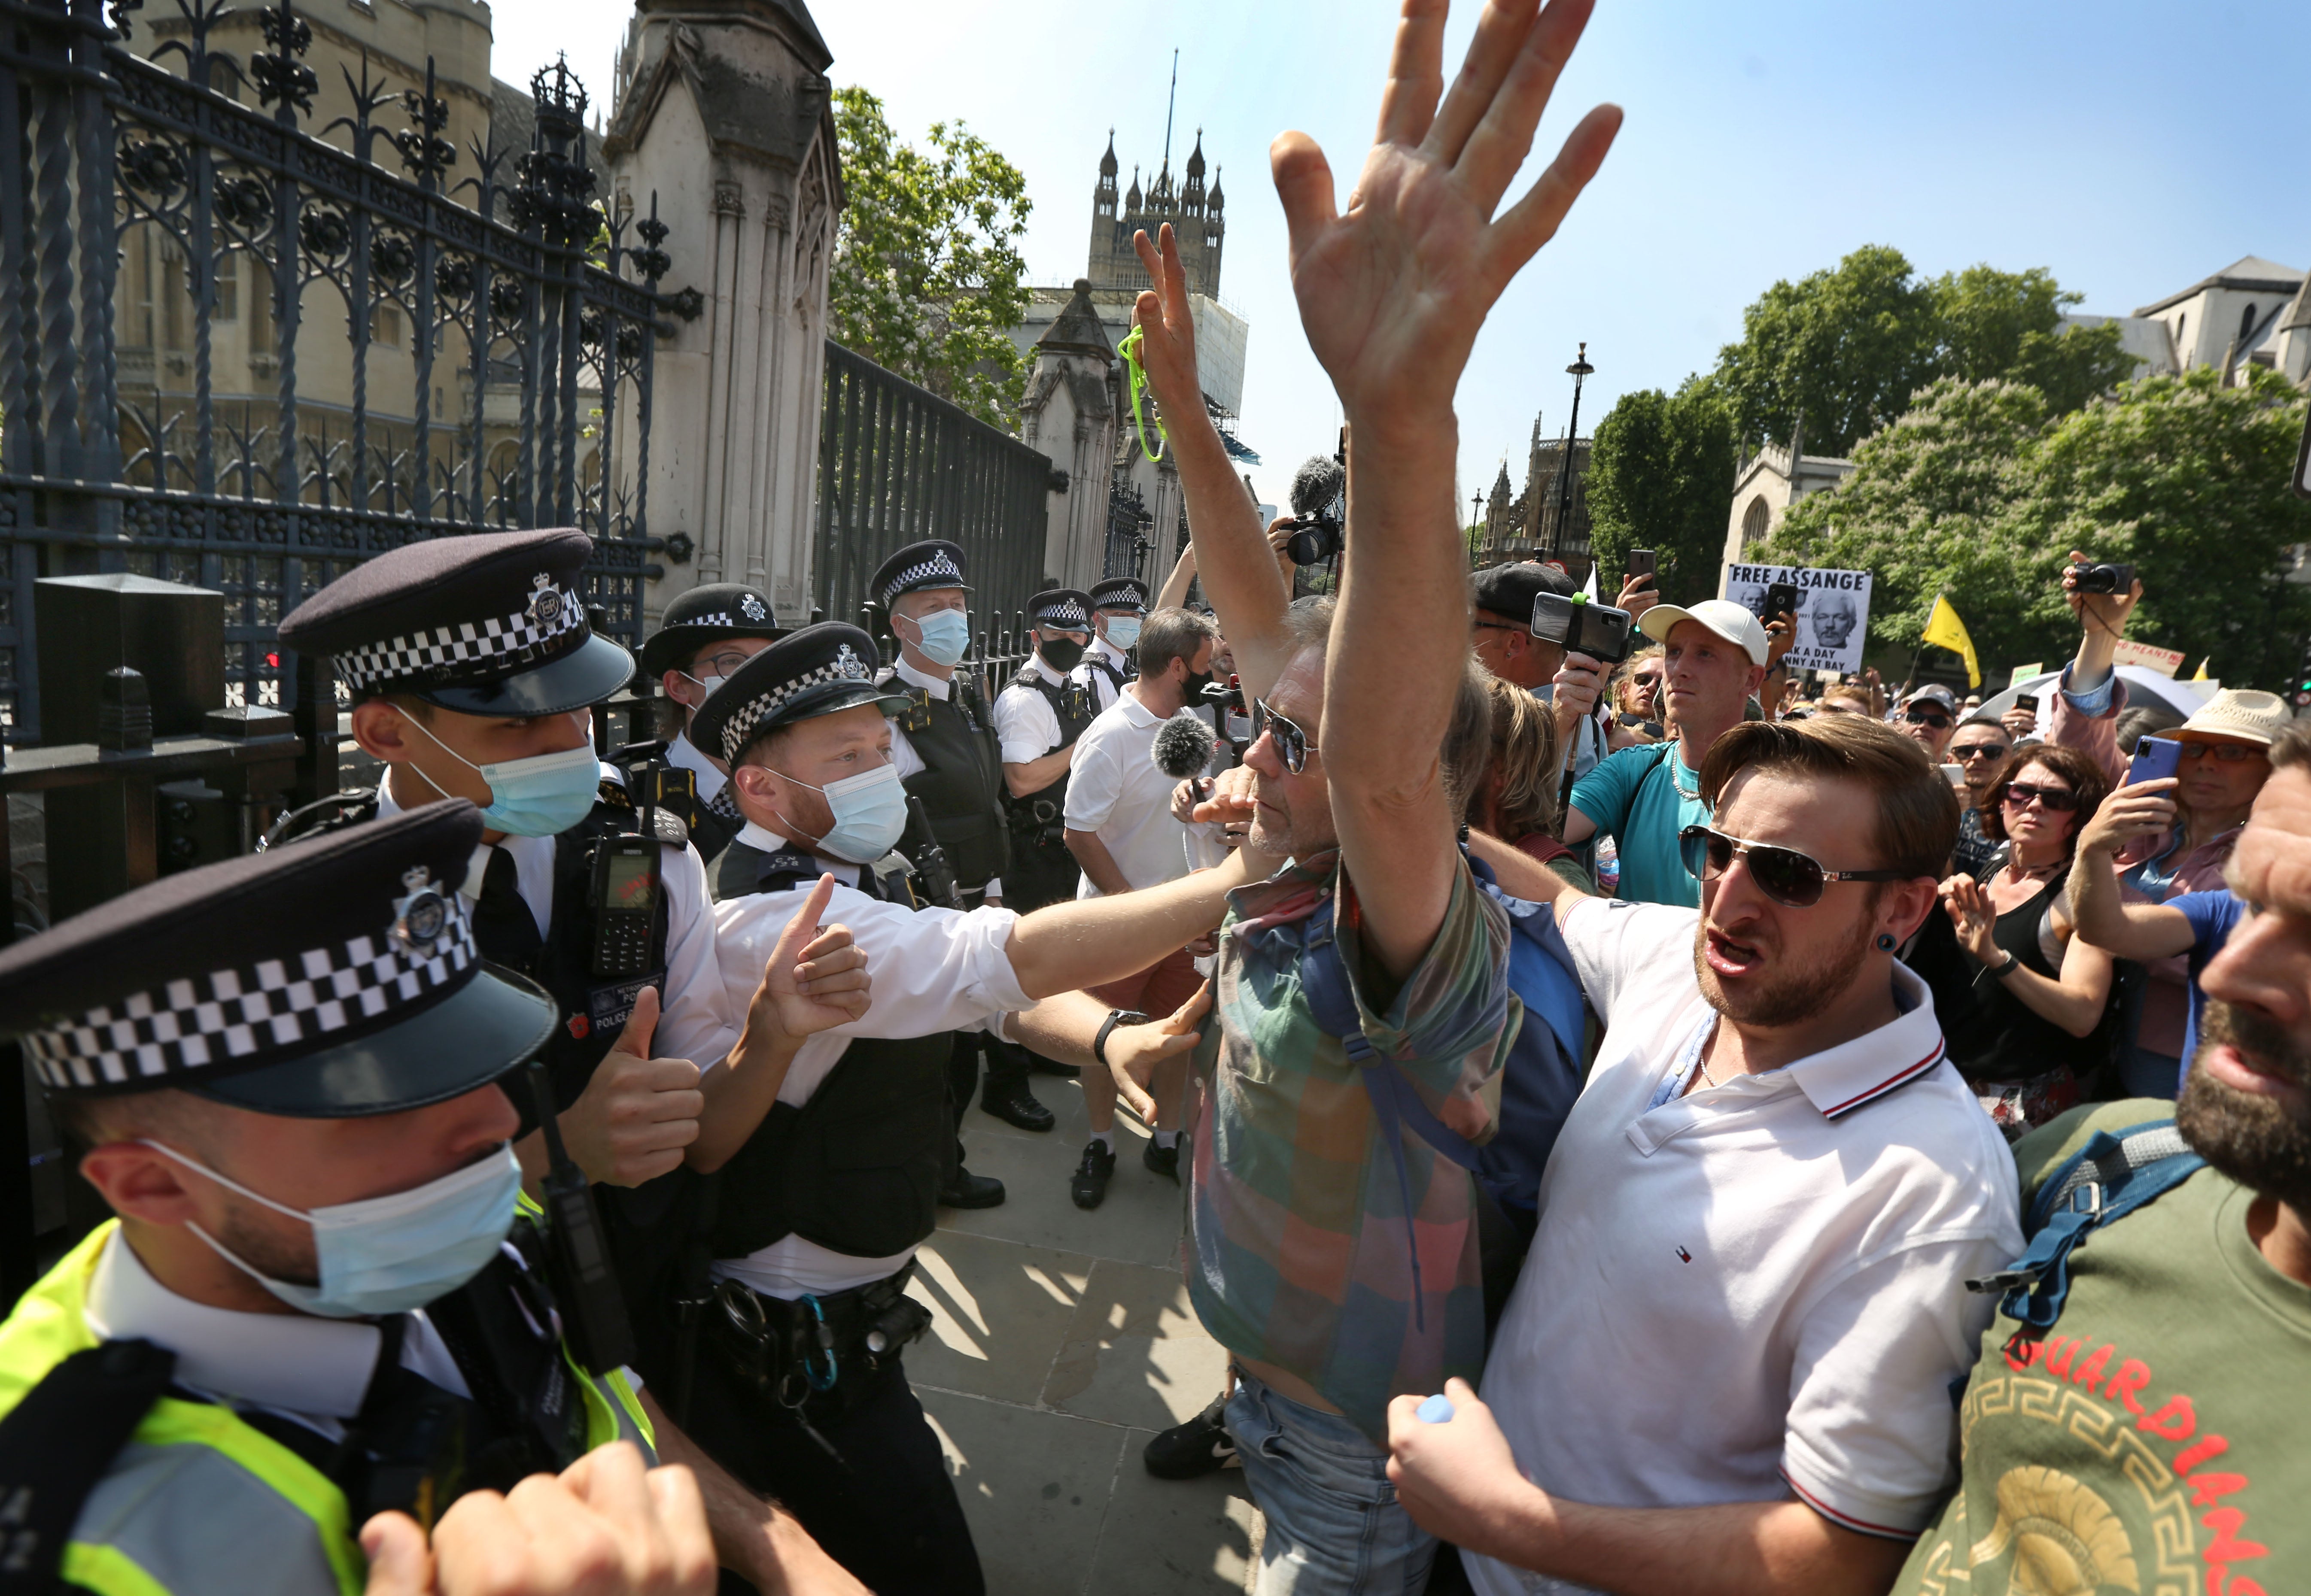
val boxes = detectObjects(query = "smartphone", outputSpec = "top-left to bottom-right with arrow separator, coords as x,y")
2014,692 -> 2040,713
1763,580 -> 1799,622
2127,734 -> 2183,790
1626,548 -> 1656,583
1941,763 -> 1968,790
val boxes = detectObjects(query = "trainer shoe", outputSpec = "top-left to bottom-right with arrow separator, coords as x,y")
1143,1392 -> 1238,1479
1070,1141 -> 1117,1209
1142,1138 -> 1181,1183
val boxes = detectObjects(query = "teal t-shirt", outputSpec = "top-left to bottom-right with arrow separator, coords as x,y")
1569,741 -> 1706,907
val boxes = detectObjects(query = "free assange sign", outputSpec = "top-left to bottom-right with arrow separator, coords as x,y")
1723,563 -> 1874,675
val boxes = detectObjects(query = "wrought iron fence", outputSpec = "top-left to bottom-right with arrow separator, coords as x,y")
0,0 -> 689,752
814,340 -> 1053,632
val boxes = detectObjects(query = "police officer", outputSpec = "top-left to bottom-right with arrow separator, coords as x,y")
272,528 -> 738,1189
0,801 -> 866,1596
866,540 -> 1052,1174
992,588 -> 1099,915
683,624 -> 1232,1596
638,581 -> 786,868
1075,576 -> 1149,712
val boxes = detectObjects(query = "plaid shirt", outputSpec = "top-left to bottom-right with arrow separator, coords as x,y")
1187,850 -> 1515,1441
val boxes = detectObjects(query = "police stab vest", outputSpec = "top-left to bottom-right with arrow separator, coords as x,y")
882,672 -> 1010,892
709,852 -> 949,1262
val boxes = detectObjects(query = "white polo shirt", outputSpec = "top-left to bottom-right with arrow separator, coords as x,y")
1467,898 -> 2022,1596
1063,688 -> 1190,897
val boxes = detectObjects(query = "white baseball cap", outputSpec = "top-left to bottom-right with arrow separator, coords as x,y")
1638,599 -> 1771,667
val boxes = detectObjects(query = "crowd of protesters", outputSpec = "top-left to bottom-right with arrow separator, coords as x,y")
3,4 -> 2306,1596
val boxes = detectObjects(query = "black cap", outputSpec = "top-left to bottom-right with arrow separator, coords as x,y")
0,801 -> 555,1117
1028,589 -> 1095,630
690,623 -> 911,766
1470,561 -> 1575,626
1089,577 -> 1149,613
868,540 -> 970,609
639,583 -> 785,679
279,528 -> 634,717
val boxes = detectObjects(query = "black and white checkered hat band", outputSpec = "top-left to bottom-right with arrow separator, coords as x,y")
880,552 -> 965,604
24,905 -> 477,1090
1035,600 -> 1089,626
717,649 -> 875,762
336,587 -> 586,690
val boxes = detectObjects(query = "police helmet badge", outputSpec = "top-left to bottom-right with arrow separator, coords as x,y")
740,592 -> 767,622
834,642 -> 867,679
526,573 -> 565,627
392,865 -> 451,956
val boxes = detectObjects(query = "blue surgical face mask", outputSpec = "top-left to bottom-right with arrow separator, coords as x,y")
774,761 -> 909,864
144,1140 -> 522,1318
1102,614 -> 1142,649
902,608 -> 972,669
406,713 -> 602,837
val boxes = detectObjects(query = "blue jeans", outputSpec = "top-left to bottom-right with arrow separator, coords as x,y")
1228,1372 -> 1438,1596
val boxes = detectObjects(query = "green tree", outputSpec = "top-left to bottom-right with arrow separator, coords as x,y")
829,87 -> 1032,427
1584,377 -> 1738,606
1934,265 -> 2133,416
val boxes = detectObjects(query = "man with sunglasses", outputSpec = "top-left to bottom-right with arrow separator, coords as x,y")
1947,716 -> 2015,878
1388,716 -> 2024,1596
1896,683 -> 1961,763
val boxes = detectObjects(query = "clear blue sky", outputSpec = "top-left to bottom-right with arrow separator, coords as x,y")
497,0 -> 2311,516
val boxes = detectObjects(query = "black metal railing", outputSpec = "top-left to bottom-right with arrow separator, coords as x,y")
0,0 -> 690,751
814,340 -> 1052,628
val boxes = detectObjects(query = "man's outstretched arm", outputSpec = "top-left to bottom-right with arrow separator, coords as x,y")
1274,0 -> 1619,977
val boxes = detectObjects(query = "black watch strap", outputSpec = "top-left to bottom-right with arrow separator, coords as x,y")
1093,1009 -> 1152,1067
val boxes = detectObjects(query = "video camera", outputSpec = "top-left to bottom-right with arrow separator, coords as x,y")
1531,591 -> 1636,665
2070,560 -> 2136,595
1282,446 -> 1347,567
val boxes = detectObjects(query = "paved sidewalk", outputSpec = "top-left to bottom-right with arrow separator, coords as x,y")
906,1073 -> 1263,1594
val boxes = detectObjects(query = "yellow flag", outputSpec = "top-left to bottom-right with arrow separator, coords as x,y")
1921,595 -> 1981,689
2192,655 -> 2211,681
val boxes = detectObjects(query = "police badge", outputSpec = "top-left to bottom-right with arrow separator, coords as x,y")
740,592 -> 768,622
833,642 -> 867,680
391,865 -> 452,957
526,573 -> 565,627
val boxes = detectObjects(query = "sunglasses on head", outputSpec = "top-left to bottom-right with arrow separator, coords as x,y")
1253,698 -> 1318,774
1903,706 -> 1952,729
1678,825 -> 1908,908
2001,781 -> 2077,813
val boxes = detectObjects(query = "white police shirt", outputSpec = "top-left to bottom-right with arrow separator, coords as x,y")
882,653 -> 1002,900
374,775 -> 738,1071
709,822 -> 1032,1298
1070,634 -> 1133,712
992,654 -> 1069,765
664,730 -> 728,812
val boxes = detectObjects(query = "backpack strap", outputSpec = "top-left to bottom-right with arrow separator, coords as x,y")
1964,1118 -> 2204,1331
0,1338 -> 176,1595
1299,892 -> 1479,1332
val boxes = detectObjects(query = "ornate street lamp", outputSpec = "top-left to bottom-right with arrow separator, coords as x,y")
1550,342 -> 1593,560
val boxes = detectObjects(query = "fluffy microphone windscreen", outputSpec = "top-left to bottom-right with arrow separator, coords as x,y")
1289,455 -> 1345,519
1150,709 -> 1219,778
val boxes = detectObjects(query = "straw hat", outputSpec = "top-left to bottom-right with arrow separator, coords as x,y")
2174,688 -> 2291,747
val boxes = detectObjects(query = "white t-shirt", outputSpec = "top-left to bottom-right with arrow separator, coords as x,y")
1063,689 -> 1191,897
1466,898 -> 2023,1596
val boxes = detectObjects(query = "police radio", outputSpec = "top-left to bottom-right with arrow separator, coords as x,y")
589,837 -> 658,977
525,1061 -> 639,1375
903,795 -> 965,910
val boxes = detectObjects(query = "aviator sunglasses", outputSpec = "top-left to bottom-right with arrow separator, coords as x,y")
1678,825 -> 1907,908
1253,698 -> 1319,774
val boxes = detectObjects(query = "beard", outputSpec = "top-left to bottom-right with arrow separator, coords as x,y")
1691,909 -> 1873,1030
2177,999 -> 2311,1213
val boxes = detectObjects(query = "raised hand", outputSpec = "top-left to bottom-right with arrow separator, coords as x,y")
2079,778 -> 2180,858
1107,980 -> 1215,1126
558,985 -> 703,1187
748,874 -> 871,1041
1271,0 -> 1620,423
1941,877 -> 2000,964
2063,545 -> 2142,638
1130,223 -> 1207,422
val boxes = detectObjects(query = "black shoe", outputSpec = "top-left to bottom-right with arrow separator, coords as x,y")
1143,1392 -> 1238,1479
1142,1138 -> 1180,1182
1070,1141 -> 1117,1209
1029,1052 -> 1082,1079
939,1172 -> 1006,1209
981,1083 -> 1055,1133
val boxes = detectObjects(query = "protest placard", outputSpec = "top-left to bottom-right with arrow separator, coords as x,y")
1721,563 -> 1873,675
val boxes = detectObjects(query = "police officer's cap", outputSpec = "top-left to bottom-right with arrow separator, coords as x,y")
868,540 -> 970,610
1088,577 -> 1149,614
0,801 -> 555,1117
690,623 -> 910,767
1470,561 -> 1575,626
638,582 -> 784,679
1028,589 -> 1094,631
279,528 -> 634,718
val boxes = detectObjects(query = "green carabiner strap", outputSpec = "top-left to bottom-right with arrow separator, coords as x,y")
1118,325 -> 1169,464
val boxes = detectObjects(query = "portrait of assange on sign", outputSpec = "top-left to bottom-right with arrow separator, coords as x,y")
1723,563 -> 1874,677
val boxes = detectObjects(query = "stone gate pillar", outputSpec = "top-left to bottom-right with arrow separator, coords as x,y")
603,0 -> 840,626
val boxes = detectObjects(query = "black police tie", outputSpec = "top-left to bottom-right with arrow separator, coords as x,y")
471,846 -> 543,972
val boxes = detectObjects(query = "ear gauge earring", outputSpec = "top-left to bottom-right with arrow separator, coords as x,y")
1875,933 -> 1898,952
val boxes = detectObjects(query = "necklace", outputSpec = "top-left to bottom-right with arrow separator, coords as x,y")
1695,1052 -> 1721,1089
1667,746 -> 1700,800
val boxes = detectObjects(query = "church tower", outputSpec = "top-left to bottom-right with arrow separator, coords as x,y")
1086,131 -> 1119,282
1086,127 -> 1225,299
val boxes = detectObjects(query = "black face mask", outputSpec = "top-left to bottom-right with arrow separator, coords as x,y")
1179,669 -> 1216,700
1039,637 -> 1086,671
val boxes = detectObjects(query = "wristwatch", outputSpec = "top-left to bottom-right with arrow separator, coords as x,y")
1093,1009 -> 1152,1067
1991,951 -> 2021,978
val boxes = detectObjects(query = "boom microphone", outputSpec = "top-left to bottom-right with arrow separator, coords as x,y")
1151,709 -> 1219,779
1289,454 -> 1346,521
